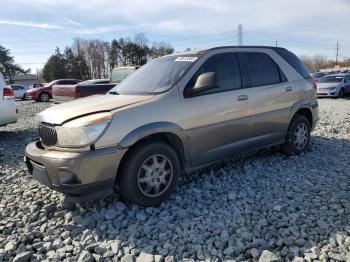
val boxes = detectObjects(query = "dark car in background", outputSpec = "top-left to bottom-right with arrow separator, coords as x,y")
26,79 -> 81,102
311,72 -> 326,82
52,66 -> 138,103
52,79 -> 109,103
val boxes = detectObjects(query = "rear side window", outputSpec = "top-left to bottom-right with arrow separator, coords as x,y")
187,52 -> 242,95
245,52 -> 284,87
275,49 -> 311,78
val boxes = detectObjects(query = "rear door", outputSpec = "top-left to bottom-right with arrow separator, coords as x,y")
181,52 -> 251,166
53,80 -> 78,101
242,51 -> 294,148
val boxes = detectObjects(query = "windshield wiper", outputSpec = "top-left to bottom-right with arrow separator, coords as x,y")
109,91 -> 119,95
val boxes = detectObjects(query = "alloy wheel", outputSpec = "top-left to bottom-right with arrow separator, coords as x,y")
137,154 -> 173,197
41,93 -> 49,102
294,122 -> 308,150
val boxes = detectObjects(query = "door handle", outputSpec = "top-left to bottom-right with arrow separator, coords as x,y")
237,95 -> 248,101
285,86 -> 293,92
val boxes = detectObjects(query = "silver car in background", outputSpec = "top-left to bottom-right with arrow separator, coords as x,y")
316,74 -> 350,98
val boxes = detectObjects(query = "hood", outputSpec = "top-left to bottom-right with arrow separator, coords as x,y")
317,82 -> 340,89
37,94 -> 154,125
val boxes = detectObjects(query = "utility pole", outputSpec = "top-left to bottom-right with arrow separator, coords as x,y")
336,41 -> 339,65
237,24 -> 243,46
275,40 -> 278,47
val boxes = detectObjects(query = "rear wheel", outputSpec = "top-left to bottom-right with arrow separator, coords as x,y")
39,92 -> 50,102
22,93 -> 27,100
118,142 -> 180,207
281,114 -> 311,155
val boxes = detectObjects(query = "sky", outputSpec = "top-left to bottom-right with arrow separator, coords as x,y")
0,0 -> 350,73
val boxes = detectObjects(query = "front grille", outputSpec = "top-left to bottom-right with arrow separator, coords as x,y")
39,123 -> 57,146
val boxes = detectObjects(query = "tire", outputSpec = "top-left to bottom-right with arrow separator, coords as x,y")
22,93 -> 27,100
39,92 -> 50,102
118,141 -> 181,207
339,88 -> 344,98
281,114 -> 311,156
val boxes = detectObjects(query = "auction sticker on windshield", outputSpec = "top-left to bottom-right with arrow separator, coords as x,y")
175,57 -> 198,62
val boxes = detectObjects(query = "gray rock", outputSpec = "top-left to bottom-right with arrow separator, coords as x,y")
223,245 -> 235,256
13,251 -> 32,262
137,252 -> 154,262
251,248 -> 260,259
154,255 -> 164,262
116,202 -> 127,211
122,254 -> 136,262
5,241 -> 17,253
111,240 -> 121,254
164,256 -> 174,262
77,251 -> 94,262
105,209 -> 118,220
259,250 -> 280,262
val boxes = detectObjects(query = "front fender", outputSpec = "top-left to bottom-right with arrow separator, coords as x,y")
119,121 -> 188,150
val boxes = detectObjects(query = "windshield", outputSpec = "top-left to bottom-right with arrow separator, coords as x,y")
318,75 -> 343,83
111,69 -> 136,83
109,55 -> 199,95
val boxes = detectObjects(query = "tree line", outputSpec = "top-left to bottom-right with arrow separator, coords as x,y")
0,45 -> 26,83
300,54 -> 350,71
42,33 -> 174,82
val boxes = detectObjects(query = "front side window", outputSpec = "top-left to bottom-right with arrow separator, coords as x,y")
245,52 -> 284,87
187,53 -> 242,95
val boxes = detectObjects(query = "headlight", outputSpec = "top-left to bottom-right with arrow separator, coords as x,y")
56,112 -> 112,147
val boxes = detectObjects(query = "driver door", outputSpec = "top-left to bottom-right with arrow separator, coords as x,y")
181,52 -> 251,167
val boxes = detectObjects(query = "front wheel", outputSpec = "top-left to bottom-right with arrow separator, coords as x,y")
339,88 -> 344,98
281,114 -> 311,156
39,92 -> 50,102
118,142 -> 181,206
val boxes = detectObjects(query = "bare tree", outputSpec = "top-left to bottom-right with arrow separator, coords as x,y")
134,33 -> 149,48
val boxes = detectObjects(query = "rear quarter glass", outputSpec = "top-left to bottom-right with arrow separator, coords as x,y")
275,49 -> 311,78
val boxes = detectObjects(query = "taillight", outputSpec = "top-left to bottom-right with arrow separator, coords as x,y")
312,78 -> 317,90
3,86 -> 14,99
306,77 -> 317,91
16,108 -> 19,114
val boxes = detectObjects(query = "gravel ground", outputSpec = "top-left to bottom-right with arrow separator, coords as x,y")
0,98 -> 350,262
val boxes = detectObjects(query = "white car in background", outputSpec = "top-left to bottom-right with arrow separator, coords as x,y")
0,73 -> 18,126
11,84 -> 28,100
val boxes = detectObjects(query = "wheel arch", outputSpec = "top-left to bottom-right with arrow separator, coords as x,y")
38,91 -> 51,101
117,122 -> 188,176
289,101 -> 315,129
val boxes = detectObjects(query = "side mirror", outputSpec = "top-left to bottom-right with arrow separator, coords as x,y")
191,72 -> 217,95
